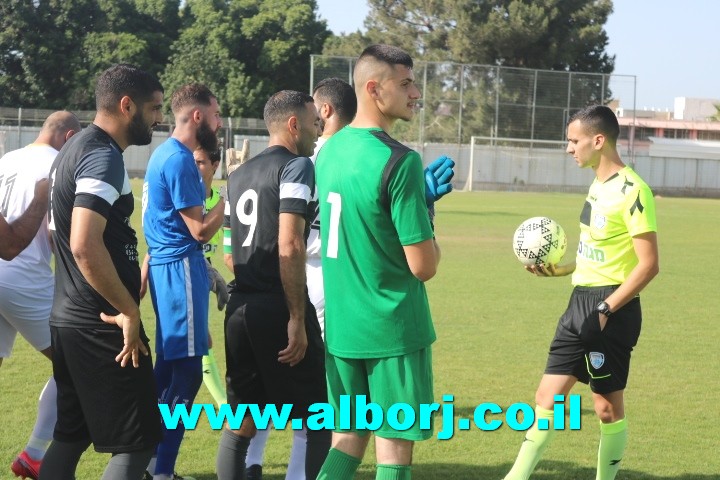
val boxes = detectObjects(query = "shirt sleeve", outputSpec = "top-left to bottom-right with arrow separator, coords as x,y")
73,147 -> 123,218
624,182 -> 657,236
279,156 -> 315,215
163,152 -> 205,211
387,151 -> 434,246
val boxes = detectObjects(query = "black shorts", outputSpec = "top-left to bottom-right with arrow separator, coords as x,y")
545,286 -> 642,394
50,325 -> 162,453
224,292 -> 326,419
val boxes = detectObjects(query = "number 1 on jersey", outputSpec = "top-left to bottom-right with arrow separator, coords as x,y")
326,192 -> 341,258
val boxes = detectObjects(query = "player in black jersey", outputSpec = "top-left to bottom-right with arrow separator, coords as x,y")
40,64 -> 164,480
216,90 -> 329,480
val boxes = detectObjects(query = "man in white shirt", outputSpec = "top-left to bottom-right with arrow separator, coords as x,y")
1,111 -> 81,480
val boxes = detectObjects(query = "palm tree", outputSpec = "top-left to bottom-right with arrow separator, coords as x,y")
708,104 -> 720,122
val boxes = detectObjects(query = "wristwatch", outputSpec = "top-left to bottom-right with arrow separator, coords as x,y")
596,301 -> 613,317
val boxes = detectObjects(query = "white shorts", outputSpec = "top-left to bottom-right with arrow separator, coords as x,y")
0,284 -> 53,357
306,262 -> 325,337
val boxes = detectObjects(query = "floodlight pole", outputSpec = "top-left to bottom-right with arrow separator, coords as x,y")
309,55 -> 315,94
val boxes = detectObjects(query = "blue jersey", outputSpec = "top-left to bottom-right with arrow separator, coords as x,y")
142,138 -> 205,263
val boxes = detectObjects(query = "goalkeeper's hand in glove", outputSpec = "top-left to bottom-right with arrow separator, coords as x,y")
206,260 -> 229,310
424,155 -> 455,206
226,139 -> 250,175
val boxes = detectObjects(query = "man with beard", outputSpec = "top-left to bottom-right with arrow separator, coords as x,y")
141,83 -> 225,480
40,64 -> 164,480
216,90 -> 329,480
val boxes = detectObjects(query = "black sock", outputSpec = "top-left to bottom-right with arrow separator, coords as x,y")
101,447 -> 155,480
39,439 -> 91,480
305,428 -> 331,479
216,429 -> 251,480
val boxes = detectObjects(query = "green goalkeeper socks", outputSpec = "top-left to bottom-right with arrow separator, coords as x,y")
316,448 -> 361,480
202,349 -> 226,406
376,464 -> 411,480
504,405 -> 556,480
596,417 -> 628,480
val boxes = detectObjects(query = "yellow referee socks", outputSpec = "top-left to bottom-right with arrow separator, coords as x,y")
202,349 -> 226,406
503,405 -> 556,480
596,417 -> 628,480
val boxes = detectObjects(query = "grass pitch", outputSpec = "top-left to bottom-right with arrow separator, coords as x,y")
0,185 -> 718,479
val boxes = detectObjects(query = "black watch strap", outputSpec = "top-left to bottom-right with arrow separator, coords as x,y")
596,301 -> 612,316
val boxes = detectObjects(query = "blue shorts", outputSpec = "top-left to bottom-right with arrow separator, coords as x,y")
148,254 -> 209,360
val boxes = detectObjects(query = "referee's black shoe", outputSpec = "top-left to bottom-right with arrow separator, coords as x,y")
246,464 -> 263,480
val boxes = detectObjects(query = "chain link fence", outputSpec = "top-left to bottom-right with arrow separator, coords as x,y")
310,55 -> 637,145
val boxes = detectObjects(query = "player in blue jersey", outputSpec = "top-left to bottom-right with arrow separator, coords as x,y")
142,83 -> 225,480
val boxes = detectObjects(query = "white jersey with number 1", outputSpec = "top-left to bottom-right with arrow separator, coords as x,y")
0,144 -> 56,290
306,136 -> 326,334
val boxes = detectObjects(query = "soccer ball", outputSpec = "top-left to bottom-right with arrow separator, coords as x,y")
512,217 -> 567,266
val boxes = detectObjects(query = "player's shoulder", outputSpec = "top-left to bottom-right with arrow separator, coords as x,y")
153,138 -> 191,163
619,166 -> 652,195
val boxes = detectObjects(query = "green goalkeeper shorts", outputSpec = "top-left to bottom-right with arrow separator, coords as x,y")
324,347 -> 434,441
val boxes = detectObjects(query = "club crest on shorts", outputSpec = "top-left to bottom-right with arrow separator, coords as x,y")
593,214 -> 606,229
589,352 -> 605,369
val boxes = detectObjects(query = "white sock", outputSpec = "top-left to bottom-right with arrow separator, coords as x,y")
285,428 -> 307,480
246,428 -> 270,467
25,377 -> 57,461
146,456 -> 157,475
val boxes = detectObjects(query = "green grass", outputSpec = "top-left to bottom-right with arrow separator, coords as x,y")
1,185 -> 718,479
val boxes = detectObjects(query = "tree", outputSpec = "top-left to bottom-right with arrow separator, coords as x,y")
0,0 -> 179,110
0,0 -> 100,109
321,0 -> 616,143
329,0 -> 615,73
709,104 -> 720,122
162,0 -> 330,118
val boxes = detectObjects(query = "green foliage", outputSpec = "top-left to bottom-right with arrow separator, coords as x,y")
0,0 -> 180,109
0,0 -> 100,108
321,0 -> 616,144
160,0 -> 330,117
331,0 -> 615,74
709,104 -> 720,122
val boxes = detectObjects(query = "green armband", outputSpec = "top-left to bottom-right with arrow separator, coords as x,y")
223,227 -> 232,254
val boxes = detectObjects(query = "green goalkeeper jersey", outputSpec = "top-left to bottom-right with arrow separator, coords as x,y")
573,166 -> 657,287
316,126 -> 436,358
203,186 -> 222,258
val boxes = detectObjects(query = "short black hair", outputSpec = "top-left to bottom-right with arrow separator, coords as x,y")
313,78 -> 357,125
263,90 -> 314,130
171,83 -> 216,114
357,44 -> 414,70
95,64 -> 163,112
208,148 -> 221,164
568,105 -> 620,144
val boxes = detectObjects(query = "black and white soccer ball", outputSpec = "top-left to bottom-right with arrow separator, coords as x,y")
512,217 -> 567,266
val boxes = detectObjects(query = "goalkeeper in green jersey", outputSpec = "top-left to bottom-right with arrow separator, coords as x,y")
193,147 -> 229,407
315,45 -> 454,480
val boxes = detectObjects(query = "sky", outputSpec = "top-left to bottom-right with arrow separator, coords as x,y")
315,0 -> 720,112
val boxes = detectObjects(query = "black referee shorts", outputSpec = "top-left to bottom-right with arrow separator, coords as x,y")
50,325 -> 162,453
545,286 -> 642,394
224,292 -> 326,419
